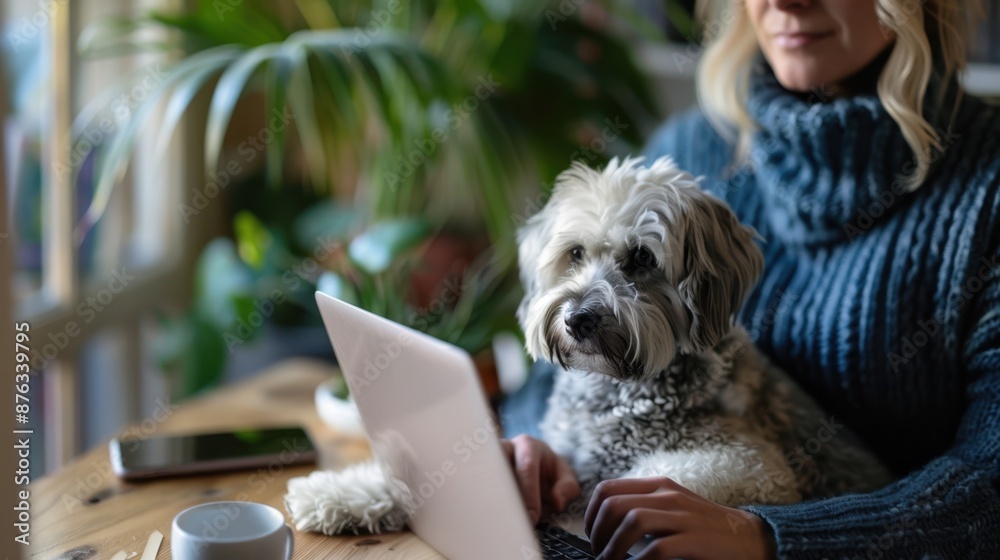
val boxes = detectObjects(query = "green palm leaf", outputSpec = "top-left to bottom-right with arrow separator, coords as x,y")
77,46 -> 244,242
155,47 -> 243,163
203,43 -> 282,173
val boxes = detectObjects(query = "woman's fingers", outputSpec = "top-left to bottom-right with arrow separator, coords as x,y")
550,456 -> 581,511
598,508 -> 686,560
631,535 -> 698,560
584,477 -> 675,535
500,440 -> 514,463
588,494 -> 684,554
511,435 -> 543,524
502,436 -> 581,523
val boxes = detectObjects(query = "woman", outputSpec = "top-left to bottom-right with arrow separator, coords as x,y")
501,0 -> 1000,558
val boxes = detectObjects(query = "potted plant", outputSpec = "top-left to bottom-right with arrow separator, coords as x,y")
75,0 -> 661,397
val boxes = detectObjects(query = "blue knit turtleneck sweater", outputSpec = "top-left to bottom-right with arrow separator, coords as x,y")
640,63 -> 1000,558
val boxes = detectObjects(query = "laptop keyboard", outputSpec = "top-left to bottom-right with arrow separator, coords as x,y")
535,523 -> 632,559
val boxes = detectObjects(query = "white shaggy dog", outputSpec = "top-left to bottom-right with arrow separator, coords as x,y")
519,156 -> 890,505
285,156 -> 891,535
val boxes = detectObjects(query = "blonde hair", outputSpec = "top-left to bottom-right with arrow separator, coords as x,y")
696,0 -> 979,190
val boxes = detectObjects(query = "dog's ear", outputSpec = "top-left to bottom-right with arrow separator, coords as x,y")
516,207 -> 549,331
677,192 -> 763,352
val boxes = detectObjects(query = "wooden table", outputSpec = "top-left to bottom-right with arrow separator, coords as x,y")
30,358 -> 445,559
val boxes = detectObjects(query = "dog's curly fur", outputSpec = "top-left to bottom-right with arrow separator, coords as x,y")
285,156 -> 893,536
520,156 -> 892,505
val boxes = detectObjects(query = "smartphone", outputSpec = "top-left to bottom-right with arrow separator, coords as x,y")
109,426 -> 318,480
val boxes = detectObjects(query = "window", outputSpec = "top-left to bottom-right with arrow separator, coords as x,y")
5,0 -> 212,474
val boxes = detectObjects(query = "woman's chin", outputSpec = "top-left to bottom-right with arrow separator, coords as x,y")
769,65 -> 831,95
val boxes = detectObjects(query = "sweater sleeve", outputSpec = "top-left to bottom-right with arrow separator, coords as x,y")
741,254 -> 1000,559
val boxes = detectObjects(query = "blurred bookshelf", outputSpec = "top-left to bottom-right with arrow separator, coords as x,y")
970,2 -> 1000,65
968,1 -> 1000,101
966,63 -> 1000,100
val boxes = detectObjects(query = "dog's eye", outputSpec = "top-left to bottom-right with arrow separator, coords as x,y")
569,245 -> 584,263
633,246 -> 655,268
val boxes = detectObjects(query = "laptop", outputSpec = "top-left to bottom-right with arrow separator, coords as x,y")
315,291 -> 621,559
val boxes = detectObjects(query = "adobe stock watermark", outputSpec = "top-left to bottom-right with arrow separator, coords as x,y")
221,232 -> 341,352
342,329 -> 415,397
179,107 -> 294,224
26,268 -> 136,372
722,127 -> 859,218
724,414 -> 845,536
804,83 -> 837,104
843,128 -> 961,242
173,434 -> 311,549
344,0 -> 407,53
212,0 -> 244,20
509,115 -> 631,228
544,0 -> 587,30
876,0 -> 929,41
218,228 -> 487,353
56,63 -> 168,181
774,417 -> 845,484
382,74 -> 500,192
240,436 -> 313,496
720,129 -> 782,194
849,478 -> 951,560
192,440 -> 307,557
60,397 -> 179,513
5,0 -> 68,52
375,415 -> 504,520
569,117 -> 629,164
887,255 -> 999,371
408,277 -> 465,332
659,2 -> 746,74
401,415 -> 504,507
746,288 -> 799,344
221,288 -> 294,353
510,186 -> 551,229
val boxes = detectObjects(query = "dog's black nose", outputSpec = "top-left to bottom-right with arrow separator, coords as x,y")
566,310 -> 599,340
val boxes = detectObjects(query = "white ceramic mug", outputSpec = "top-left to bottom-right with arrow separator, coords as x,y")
171,501 -> 294,560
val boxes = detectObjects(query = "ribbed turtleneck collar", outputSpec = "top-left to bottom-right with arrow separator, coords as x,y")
745,53 -> 965,247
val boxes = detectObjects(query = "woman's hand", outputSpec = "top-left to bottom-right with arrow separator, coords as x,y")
500,434 -> 581,525
584,477 -> 776,560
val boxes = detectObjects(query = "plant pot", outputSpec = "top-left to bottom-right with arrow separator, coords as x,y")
473,349 -> 501,399
409,232 -> 488,310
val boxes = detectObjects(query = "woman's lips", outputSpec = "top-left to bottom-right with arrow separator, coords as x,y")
773,31 -> 834,49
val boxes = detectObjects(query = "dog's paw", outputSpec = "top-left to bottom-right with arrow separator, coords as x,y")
284,460 -> 415,535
